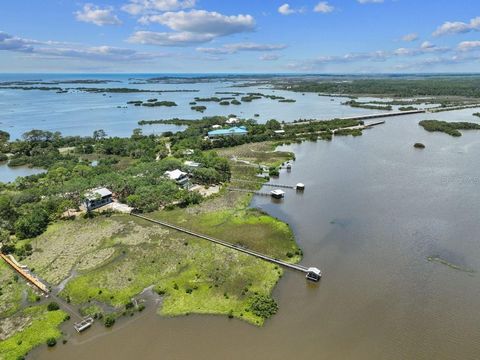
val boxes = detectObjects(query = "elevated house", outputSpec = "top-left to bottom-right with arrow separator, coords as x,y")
84,187 -> 113,211
165,169 -> 189,186
208,126 -> 248,139
226,117 -> 239,125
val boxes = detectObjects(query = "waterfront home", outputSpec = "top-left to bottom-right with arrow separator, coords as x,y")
165,169 -> 189,186
184,160 -> 201,168
226,117 -> 239,124
208,126 -> 248,138
274,129 -> 286,135
84,187 -> 113,211
212,124 -> 222,129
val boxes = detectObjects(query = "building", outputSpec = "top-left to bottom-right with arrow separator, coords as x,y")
211,124 -> 222,129
208,126 -> 248,138
84,187 -> 113,211
274,129 -> 286,136
184,160 -> 201,168
182,149 -> 194,156
270,189 -> 285,199
306,267 -> 322,282
165,169 -> 189,186
226,117 -> 239,124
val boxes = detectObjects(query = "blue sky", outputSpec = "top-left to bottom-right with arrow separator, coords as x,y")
0,0 -> 479,73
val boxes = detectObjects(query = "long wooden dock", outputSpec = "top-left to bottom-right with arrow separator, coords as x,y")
0,253 -> 49,294
231,179 -> 297,189
130,213 -> 314,275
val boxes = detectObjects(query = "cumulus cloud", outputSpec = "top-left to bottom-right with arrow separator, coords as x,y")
122,0 -> 195,15
128,10 -> 255,46
260,54 -> 280,61
402,33 -> 418,42
278,4 -> 299,15
458,40 -> 480,51
197,42 -> 287,54
314,2 -> 334,13
433,16 -> 480,36
0,31 -> 160,62
75,4 -> 122,26
128,30 -> 214,46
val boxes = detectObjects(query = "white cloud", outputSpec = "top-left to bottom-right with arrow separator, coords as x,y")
139,10 -> 255,35
458,40 -> 480,51
129,10 -> 255,46
314,2 -> 334,13
357,0 -> 384,3
75,4 -> 122,26
420,41 -> 434,49
278,4 -> 296,15
402,33 -> 418,42
260,54 -> 280,61
0,31 -> 160,62
433,16 -> 480,36
128,31 -> 214,46
122,0 -> 195,15
197,42 -> 287,54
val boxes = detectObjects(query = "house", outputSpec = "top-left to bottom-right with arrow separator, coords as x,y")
84,187 -> 113,211
211,124 -> 222,129
208,126 -> 248,138
184,160 -> 201,168
165,169 -> 189,186
182,149 -> 194,156
306,267 -> 322,282
274,129 -> 285,135
226,117 -> 239,124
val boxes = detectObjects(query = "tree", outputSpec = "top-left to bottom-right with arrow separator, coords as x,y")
47,302 -> 60,311
104,315 -> 115,328
0,130 -> 10,143
93,129 -> 107,141
265,119 -> 281,130
46,338 -> 57,347
14,208 -> 49,239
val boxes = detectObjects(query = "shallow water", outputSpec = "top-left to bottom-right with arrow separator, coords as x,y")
29,107 -> 480,360
0,163 -> 45,183
0,74 -> 389,139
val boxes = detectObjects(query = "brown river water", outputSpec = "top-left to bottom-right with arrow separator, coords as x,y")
32,109 -> 480,360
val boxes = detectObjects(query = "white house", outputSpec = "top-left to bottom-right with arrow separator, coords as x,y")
226,117 -> 239,124
165,169 -> 189,186
184,160 -> 201,168
84,187 -> 113,211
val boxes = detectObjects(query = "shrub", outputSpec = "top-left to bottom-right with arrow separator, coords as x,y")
249,295 -> 278,319
104,315 -> 116,328
46,338 -> 57,347
47,302 -> 60,311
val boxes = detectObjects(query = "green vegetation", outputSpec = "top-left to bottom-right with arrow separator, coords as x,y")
249,295 -> 278,319
191,105 -> 207,112
419,120 -> 480,137
413,143 -> 425,149
427,256 -> 475,274
399,106 -> 418,111
280,77 -> 480,98
142,101 -> 177,107
473,113 -> 480,118
343,100 -> 392,111
0,305 -> 67,360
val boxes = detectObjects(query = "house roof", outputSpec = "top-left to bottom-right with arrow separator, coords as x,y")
208,126 -> 248,136
85,187 -> 112,200
271,189 -> 285,196
165,169 -> 187,180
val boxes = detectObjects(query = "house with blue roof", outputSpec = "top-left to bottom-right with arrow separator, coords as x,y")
207,126 -> 248,138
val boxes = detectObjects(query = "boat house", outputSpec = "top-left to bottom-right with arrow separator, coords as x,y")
306,267 -> 322,282
208,126 -> 248,138
270,189 -> 285,199
84,187 -> 113,211
165,169 -> 189,186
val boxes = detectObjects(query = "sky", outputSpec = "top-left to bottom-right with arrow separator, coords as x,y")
0,0 -> 479,73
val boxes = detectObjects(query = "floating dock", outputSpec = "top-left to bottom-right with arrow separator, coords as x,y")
74,317 -> 94,333
130,213 -> 321,281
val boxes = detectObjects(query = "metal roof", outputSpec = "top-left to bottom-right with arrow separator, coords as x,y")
85,187 -> 112,200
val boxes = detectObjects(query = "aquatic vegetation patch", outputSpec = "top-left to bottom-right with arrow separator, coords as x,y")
419,120 -> 480,137
427,256 -> 475,274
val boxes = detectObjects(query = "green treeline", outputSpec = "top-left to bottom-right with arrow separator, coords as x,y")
419,120 -> 480,137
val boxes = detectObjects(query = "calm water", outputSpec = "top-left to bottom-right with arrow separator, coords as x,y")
0,163 -> 45,183
30,107 -> 480,360
0,73 -> 395,140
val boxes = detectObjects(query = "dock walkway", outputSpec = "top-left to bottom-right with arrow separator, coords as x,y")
231,179 -> 297,189
131,213 -> 313,275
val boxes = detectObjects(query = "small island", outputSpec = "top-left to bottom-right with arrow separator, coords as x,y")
413,142 -> 426,149
419,120 -> 480,137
